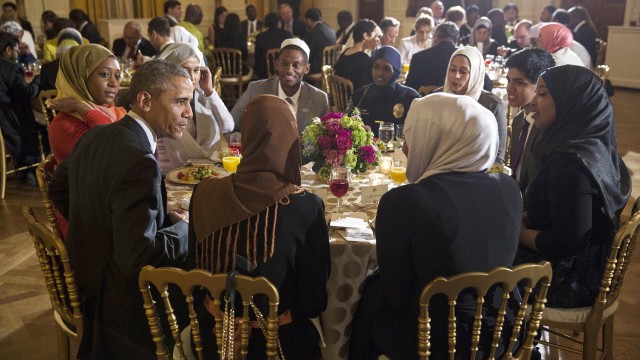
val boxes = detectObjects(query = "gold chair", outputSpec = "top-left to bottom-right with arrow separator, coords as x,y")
321,65 -> 334,107
536,212 -> 640,360
23,206 -> 83,360
306,44 -> 344,87
418,261 -> 552,360
212,66 -> 222,97
594,65 -> 610,84
210,48 -> 254,106
38,89 -> 58,126
1,128 -> 40,199
265,48 -> 280,79
595,38 -> 607,66
138,265 -> 281,360
417,85 -> 437,97
36,154 -> 63,239
327,74 -> 354,113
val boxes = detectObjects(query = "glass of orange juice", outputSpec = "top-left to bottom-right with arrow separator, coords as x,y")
390,161 -> 407,185
222,156 -> 241,173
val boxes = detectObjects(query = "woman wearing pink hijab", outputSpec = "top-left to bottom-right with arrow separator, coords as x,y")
538,23 -> 584,66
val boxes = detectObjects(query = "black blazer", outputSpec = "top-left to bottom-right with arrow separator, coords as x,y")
254,28 -> 292,79
509,109 -> 541,198
48,116 -> 189,359
81,21 -> 102,44
304,22 -> 336,74
573,24 -> 598,67
112,37 -> 157,58
283,18 -> 307,38
240,19 -> 264,40
405,41 -> 457,91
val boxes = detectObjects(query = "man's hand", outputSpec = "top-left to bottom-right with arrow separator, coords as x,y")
168,208 -> 189,224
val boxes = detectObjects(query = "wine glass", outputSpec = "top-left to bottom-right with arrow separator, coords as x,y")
329,167 -> 350,213
390,161 -> 407,185
229,132 -> 242,154
395,124 -> 404,146
378,122 -> 394,152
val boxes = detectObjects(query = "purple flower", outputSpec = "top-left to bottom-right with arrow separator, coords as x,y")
325,120 -> 341,135
336,128 -> 351,139
335,135 -> 352,150
358,145 -> 376,164
322,112 -> 344,122
318,135 -> 332,150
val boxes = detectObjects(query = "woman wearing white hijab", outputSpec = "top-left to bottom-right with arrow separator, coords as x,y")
443,46 -> 507,164
156,43 -> 234,172
350,93 -> 522,359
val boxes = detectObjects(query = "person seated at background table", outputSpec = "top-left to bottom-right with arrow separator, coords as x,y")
48,60 -> 192,359
349,45 -> 419,129
42,17 -> 90,63
405,21 -> 459,92
463,16 -> 499,57
333,19 -> 377,91
230,38 -> 328,132
178,4 -> 210,61
191,94 -> 330,359
336,10 -> 354,45
378,16 -> 400,47
254,12 -> 292,79
540,4 -> 557,22
69,8 -> 101,44
516,65 -> 631,308
349,92 -> 523,360
487,8 -> 508,46
36,27 -> 84,91
216,13 -> 250,75
398,15 -> 433,65
303,8 -> 336,75
551,8 -> 570,26
568,6 -> 597,67
41,10 -> 58,40
0,20 -> 35,64
536,22 -> 585,67
112,21 -> 156,60
155,43 -> 233,173
459,4 -> 479,42
497,20 -> 532,58
444,5 -> 465,29
505,48 -> 555,198
241,4 -> 264,41
440,46 -> 507,164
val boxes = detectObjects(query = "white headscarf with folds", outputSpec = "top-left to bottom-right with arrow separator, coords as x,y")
443,46 -> 485,101
404,93 -> 498,184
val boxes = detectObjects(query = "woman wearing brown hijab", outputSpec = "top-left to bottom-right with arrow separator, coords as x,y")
191,94 -> 330,359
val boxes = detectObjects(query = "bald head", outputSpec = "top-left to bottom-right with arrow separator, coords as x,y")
123,21 -> 142,49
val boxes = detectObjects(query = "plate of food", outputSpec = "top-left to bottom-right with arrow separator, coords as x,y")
166,164 -> 226,184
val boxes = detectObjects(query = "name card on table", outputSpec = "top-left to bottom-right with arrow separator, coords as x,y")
307,188 -> 328,203
360,184 -> 389,204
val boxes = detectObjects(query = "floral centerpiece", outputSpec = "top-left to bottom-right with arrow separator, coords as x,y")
301,110 -> 380,182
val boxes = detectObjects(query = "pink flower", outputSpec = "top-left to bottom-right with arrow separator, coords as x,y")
322,112 -> 344,122
336,135 -> 352,150
318,135 -> 332,150
324,149 -> 339,166
325,120 -> 341,135
358,145 -> 376,164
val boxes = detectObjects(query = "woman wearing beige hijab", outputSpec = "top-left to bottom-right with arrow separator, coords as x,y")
48,44 -> 125,163
191,94 -> 330,359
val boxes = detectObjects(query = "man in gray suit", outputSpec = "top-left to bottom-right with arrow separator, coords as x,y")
231,38 -> 328,132
505,48 -> 555,197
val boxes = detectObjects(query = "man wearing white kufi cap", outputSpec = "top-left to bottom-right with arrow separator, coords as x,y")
230,38 -> 328,132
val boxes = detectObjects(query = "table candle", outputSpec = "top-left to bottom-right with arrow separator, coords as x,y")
378,156 -> 392,175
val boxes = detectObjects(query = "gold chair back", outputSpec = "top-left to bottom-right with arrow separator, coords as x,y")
38,89 -> 58,126
595,38 -> 607,66
322,44 -> 344,68
266,48 -> 280,79
327,74 -> 354,113
36,155 -> 63,239
594,65 -> 610,83
139,265 -> 281,360
537,212 -> 640,358
23,206 -> 83,359
321,65 -> 334,106
212,66 -> 222,96
211,48 -> 254,106
417,85 -> 437,97
0,128 -> 40,199
418,261 -> 552,360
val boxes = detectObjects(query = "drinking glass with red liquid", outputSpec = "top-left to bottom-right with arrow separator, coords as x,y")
229,132 -> 242,154
329,167 -> 350,213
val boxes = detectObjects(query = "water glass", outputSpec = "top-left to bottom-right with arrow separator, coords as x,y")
396,124 -> 404,144
378,122 -> 395,150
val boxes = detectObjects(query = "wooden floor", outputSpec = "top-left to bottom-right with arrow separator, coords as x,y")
1,88 -> 639,359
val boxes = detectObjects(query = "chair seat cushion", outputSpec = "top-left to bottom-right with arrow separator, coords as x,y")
541,299 -> 619,324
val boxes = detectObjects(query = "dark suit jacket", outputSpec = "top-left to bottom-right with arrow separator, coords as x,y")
48,116 -> 189,359
81,22 -> 102,44
254,28 -> 292,79
37,59 -> 58,91
283,18 -> 307,38
112,37 -> 157,58
509,109 -> 541,198
304,22 -> 336,74
573,24 -> 597,67
405,41 -> 457,91
240,19 -> 264,40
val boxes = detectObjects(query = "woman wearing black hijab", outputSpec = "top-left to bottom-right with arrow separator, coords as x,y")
348,45 -> 419,129
517,65 -> 631,308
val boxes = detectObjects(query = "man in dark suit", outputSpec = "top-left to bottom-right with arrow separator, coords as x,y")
279,2 -> 306,38
487,8 -> 508,46
405,22 -> 459,92
69,8 -> 101,44
254,12 -> 292,79
48,60 -> 193,359
231,38 -> 328,132
112,21 -> 157,59
164,0 -> 182,27
505,48 -> 555,197
569,6 -> 597,67
303,8 -> 336,75
241,4 -> 264,40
